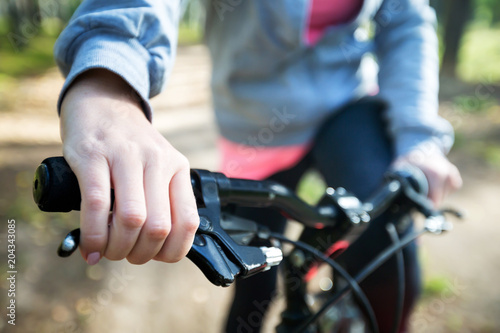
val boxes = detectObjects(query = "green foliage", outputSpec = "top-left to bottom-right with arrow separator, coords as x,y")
423,275 -> 451,298
469,141 -> 500,169
474,0 -> 500,25
457,27 -> 500,83
296,171 -> 327,205
453,94 -> 497,114
0,17 -> 8,33
0,34 -> 56,79
178,25 -> 203,45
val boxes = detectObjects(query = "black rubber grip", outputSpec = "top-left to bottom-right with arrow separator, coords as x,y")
390,164 -> 429,197
33,157 -> 84,212
33,156 -> 197,213
33,157 -> 116,212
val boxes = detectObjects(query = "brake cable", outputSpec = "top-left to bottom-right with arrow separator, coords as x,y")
386,223 -> 405,333
269,232 -> 379,333
301,228 -> 427,331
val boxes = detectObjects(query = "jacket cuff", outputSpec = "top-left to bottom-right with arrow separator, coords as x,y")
394,131 -> 454,158
56,32 -> 153,121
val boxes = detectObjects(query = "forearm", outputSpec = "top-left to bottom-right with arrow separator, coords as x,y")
374,0 -> 453,157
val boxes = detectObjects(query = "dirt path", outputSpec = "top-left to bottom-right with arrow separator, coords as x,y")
1,45 -> 499,333
411,172 -> 500,333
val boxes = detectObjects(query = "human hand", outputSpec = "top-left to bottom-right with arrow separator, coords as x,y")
60,69 -> 199,265
393,148 -> 462,207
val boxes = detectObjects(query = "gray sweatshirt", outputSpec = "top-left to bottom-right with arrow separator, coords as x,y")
54,0 -> 454,157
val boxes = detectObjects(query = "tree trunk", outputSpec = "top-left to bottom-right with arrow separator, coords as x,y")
7,0 -> 22,36
441,0 -> 473,77
5,0 -> 42,51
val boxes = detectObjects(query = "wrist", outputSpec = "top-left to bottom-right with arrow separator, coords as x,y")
65,68 -> 142,107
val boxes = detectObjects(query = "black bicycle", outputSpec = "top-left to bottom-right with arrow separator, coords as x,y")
32,156 -> 459,333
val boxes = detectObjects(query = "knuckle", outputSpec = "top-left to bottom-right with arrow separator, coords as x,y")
103,247 -> 126,261
144,145 -> 166,166
426,168 -> 441,182
115,143 -> 140,162
168,255 -> 184,263
163,253 -> 185,264
126,256 -> 149,265
145,223 -> 171,241
84,191 -> 110,211
81,233 -> 107,250
146,145 -> 164,160
155,248 -> 186,264
105,253 -> 126,261
118,204 -> 147,230
176,154 -> 190,170
73,140 -> 106,161
184,214 -> 200,235
121,214 -> 146,230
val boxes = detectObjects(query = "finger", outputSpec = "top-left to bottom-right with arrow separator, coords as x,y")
441,164 -> 462,198
448,164 -> 463,191
126,162 -> 171,264
105,157 -> 147,260
426,171 -> 445,207
155,167 -> 199,263
73,158 -> 111,265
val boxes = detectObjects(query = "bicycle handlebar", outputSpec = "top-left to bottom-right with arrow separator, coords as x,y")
32,156 -> 435,287
34,157 -> 338,227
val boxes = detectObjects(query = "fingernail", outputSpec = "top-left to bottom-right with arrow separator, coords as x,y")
87,252 -> 101,265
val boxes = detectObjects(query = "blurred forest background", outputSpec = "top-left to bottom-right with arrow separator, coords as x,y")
1,1 -> 500,333
1,0 -> 500,80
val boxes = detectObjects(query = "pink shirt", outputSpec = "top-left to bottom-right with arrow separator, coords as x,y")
219,0 -> 363,179
306,0 -> 364,45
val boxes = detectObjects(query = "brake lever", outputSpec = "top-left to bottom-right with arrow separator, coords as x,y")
386,168 -> 464,235
55,224 -> 244,287
53,168 -> 283,287
188,233 -> 241,286
57,228 -> 80,257
190,169 -> 282,285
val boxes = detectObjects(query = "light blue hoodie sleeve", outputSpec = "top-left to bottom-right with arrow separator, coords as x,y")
374,0 -> 454,157
54,0 -> 182,120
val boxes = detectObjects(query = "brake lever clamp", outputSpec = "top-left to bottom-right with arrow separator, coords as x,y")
424,214 -> 453,234
320,187 -> 370,226
424,208 -> 464,235
187,169 -> 282,287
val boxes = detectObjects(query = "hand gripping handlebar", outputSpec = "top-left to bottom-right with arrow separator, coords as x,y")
33,157 -> 282,287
